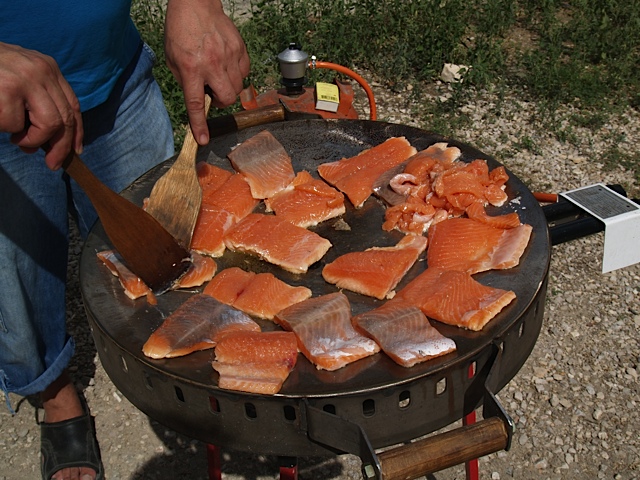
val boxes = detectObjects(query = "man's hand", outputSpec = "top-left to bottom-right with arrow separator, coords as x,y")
0,42 -> 83,170
164,0 -> 250,146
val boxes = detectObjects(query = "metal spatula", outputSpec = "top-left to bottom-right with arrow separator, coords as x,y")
62,151 -> 191,293
144,95 -> 212,249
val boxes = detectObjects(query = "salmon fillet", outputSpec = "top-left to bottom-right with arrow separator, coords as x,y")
223,213 -> 332,274
173,253 -> 217,288
197,162 -> 233,199
142,294 -> 260,359
264,171 -> 346,228
393,267 -> 516,331
427,217 -> 532,274
464,202 -> 522,229
274,292 -> 380,371
202,172 -> 259,220
203,267 -> 312,320
191,207 -> 235,257
322,234 -> 427,300
212,330 -> 299,394
227,130 -> 295,199
318,137 -> 417,208
96,250 -> 155,302
96,250 -> 215,302
352,301 -> 456,367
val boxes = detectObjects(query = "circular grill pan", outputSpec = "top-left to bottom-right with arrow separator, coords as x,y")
80,119 -> 550,456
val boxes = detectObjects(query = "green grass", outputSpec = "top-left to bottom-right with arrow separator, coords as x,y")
131,0 -> 640,182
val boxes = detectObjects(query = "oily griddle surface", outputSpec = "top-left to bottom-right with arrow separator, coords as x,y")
80,119 -> 551,398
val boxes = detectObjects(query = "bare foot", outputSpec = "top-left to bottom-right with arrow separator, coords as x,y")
41,372 -> 98,480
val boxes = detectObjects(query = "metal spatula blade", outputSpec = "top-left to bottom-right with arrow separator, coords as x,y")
62,151 -> 191,293
144,95 -> 212,249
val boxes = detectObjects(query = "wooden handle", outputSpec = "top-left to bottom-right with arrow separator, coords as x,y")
62,151 -> 190,291
377,417 -> 508,480
179,94 -> 214,160
207,104 -> 286,137
62,151 -> 115,213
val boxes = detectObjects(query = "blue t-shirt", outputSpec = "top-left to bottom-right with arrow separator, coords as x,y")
0,1 -> 141,111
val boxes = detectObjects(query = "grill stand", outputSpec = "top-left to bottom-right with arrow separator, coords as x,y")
203,344 -> 513,480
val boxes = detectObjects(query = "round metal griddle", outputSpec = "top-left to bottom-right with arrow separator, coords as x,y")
80,119 -> 551,458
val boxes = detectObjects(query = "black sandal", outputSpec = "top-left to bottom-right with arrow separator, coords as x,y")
40,407 -> 104,480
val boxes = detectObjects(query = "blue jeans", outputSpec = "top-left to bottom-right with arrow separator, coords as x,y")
0,42 -> 174,409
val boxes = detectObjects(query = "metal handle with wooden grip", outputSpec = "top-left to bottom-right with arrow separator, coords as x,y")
376,416 -> 508,480
207,104 -> 286,137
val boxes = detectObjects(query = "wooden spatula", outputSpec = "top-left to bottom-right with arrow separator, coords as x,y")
62,151 -> 191,293
144,95 -> 212,249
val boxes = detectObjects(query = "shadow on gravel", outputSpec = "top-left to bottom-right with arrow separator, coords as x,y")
130,419 -> 440,480
131,420 -> 350,480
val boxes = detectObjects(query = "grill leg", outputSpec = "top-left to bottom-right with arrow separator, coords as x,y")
464,362 -> 480,480
207,444 -> 222,480
463,411 -> 480,480
279,456 -> 298,480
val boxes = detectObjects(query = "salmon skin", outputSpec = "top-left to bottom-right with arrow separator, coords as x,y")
274,292 -> 380,371
227,130 -> 295,199
223,213 -> 332,274
427,217 -> 533,274
322,234 -> 427,300
264,171 -> 346,228
318,136 -> 417,208
142,294 -> 260,359
97,250 -> 216,303
203,267 -> 312,320
352,301 -> 456,367
212,330 -> 299,394
392,267 -> 516,331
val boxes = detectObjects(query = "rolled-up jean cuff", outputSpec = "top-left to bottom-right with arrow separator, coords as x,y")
1,337 -> 75,413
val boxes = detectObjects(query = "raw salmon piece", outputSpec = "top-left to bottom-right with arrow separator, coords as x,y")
227,130 -> 295,199
197,161 -> 233,196
202,172 -> 259,220
223,213 -> 332,274
176,253 -> 217,288
265,171 -> 346,228
318,137 -> 417,208
427,217 -> 532,274
393,267 -> 516,331
352,301 -> 456,367
203,267 -> 255,305
142,294 -> 260,359
433,160 -> 489,199
274,292 -> 380,371
96,250 -> 155,302
322,234 -> 428,300
464,202 -> 522,229
233,272 -> 312,320
191,207 -> 235,257
204,267 -> 312,320
212,330 -> 298,394
96,250 -> 214,301
382,197 -> 437,235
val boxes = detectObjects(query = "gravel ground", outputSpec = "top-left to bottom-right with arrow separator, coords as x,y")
1,80 -> 639,480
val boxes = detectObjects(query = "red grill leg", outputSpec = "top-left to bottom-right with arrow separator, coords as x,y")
279,456 -> 299,480
207,444 -> 222,480
464,362 -> 479,480
463,410 -> 480,480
